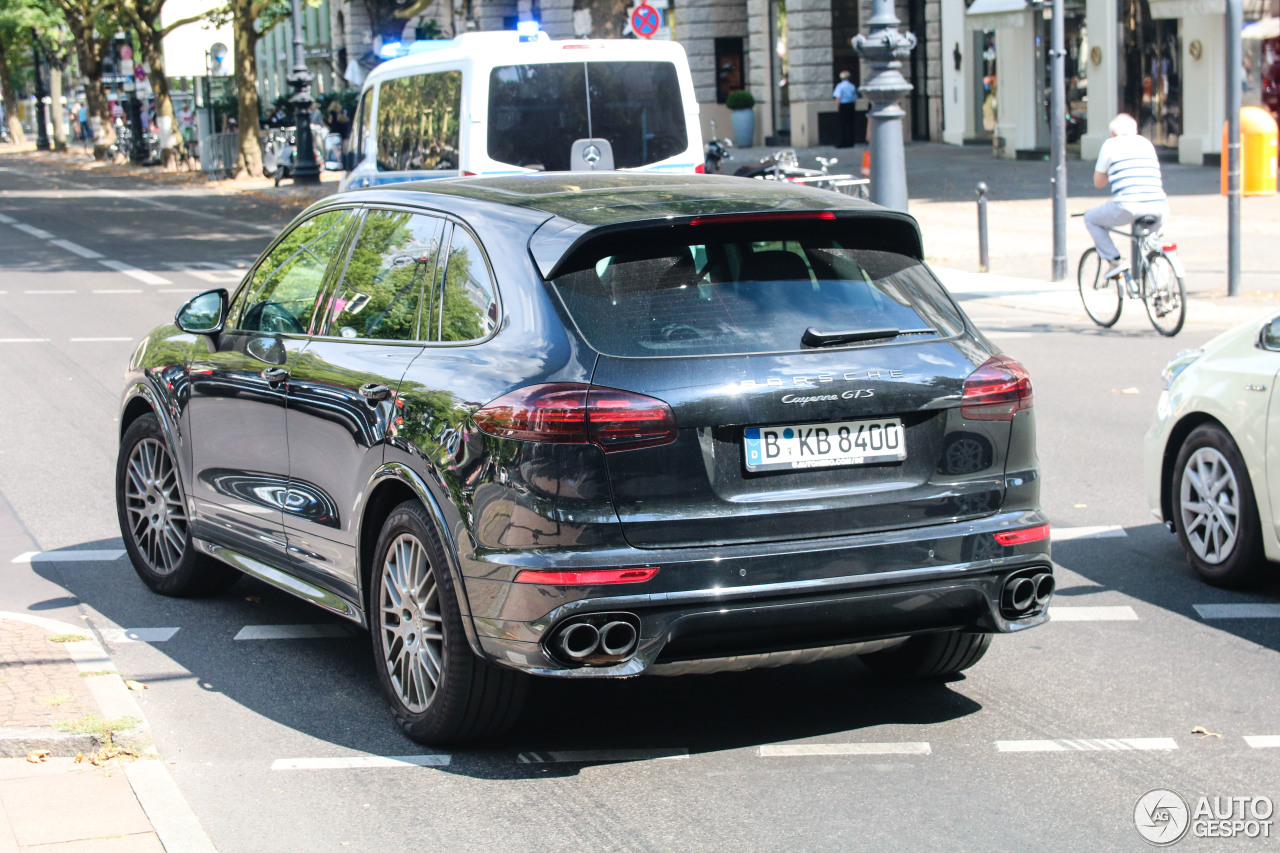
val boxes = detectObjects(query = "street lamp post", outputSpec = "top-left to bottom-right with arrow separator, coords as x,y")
1049,0 -> 1067,281
287,0 -> 320,185
851,0 -> 915,212
31,33 -> 51,151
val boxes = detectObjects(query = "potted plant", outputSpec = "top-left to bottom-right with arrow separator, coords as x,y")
726,90 -> 756,148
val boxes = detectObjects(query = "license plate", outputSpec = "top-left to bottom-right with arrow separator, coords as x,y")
743,418 -> 906,472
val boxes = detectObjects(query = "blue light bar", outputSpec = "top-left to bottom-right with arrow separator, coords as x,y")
517,20 -> 540,42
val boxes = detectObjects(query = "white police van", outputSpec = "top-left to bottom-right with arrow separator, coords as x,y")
340,26 -> 702,189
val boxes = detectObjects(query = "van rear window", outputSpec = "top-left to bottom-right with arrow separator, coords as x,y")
377,71 -> 462,171
548,225 -> 964,358
487,61 -> 687,171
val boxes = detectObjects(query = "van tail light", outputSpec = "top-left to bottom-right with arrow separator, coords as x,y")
462,171 -> 477,177
473,383 -> 677,451
961,355 -> 1033,421
695,163 -> 706,174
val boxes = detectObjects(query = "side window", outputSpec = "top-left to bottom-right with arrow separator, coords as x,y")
375,71 -> 462,172
354,89 -> 373,161
436,226 -> 498,342
234,209 -> 351,335
323,210 -> 444,342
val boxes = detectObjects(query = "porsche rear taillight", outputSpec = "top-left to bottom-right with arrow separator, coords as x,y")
473,383 -> 677,451
961,355 -> 1034,421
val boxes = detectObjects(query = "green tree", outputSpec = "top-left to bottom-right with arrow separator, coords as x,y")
120,0 -> 210,164
51,0 -> 120,157
0,0 -> 63,144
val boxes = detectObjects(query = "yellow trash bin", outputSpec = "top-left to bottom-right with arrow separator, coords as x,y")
1222,106 -> 1279,196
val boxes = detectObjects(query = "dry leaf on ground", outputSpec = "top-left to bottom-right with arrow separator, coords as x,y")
125,680 -> 147,691
25,750 -> 50,764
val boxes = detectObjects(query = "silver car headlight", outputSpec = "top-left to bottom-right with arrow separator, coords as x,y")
1162,348 -> 1203,389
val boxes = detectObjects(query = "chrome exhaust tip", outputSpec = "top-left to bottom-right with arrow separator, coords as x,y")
557,622 -> 600,662
598,620 -> 638,657
1032,572 -> 1055,608
1002,576 -> 1036,615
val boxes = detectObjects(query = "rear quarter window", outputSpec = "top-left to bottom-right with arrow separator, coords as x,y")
548,224 -> 964,357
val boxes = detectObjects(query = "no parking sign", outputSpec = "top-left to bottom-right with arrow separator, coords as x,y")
631,3 -> 660,39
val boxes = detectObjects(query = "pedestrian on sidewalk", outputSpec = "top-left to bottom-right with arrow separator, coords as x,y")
833,70 -> 857,149
1084,113 -> 1169,279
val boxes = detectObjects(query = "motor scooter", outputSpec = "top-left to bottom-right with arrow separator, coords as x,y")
700,120 -> 733,174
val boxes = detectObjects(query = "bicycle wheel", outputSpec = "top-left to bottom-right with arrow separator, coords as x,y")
1077,248 -> 1123,327
1143,252 -> 1186,336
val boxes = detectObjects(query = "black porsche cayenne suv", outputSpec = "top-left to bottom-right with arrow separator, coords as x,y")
116,173 -> 1051,744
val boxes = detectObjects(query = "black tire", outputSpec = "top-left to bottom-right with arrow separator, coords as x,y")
859,631 -> 991,679
1171,424 -> 1266,588
1077,247 -> 1123,327
116,413 -> 240,597
369,500 -> 527,744
1143,252 -> 1186,336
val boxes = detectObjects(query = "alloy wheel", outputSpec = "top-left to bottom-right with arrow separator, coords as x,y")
1179,446 -> 1241,565
123,437 -> 188,574
379,533 -> 445,713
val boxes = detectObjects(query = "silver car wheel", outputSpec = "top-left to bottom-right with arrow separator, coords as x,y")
123,437 -> 187,574
1179,446 -> 1241,565
379,533 -> 444,713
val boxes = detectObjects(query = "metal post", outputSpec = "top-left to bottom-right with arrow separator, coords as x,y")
851,0 -> 916,212
31,34 -> 50,151
288,0 -> 320,185
1049,0 -> 1067,281
977,182 -> 990,273
1226,0 -> 1242,298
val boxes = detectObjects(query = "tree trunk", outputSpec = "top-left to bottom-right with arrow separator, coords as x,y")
232,0 -> 262,179
134,19 -> 184,166
49,64 -> 68,151
0,37 -> 26,145
576,0 -> 630,38
58,0 -> 117,158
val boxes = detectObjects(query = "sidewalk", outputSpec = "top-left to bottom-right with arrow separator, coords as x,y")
0,614 -> 215,852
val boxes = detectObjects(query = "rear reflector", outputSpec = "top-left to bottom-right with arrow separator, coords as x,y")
1162,242 -> 1177,252
689,211 -> 837,226
961,355 -> 1033,421
473,383 -> 677,451
993,524 -> 1050,546
514,567 -> 659,585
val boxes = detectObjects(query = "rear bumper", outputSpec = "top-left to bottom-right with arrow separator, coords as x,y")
463,509 -> 1052,677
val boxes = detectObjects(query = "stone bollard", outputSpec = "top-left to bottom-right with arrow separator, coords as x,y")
976,182 -> 990,273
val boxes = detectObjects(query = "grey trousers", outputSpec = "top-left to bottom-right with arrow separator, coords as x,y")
1084,199 -> 1168,262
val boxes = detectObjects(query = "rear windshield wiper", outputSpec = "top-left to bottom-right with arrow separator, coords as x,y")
802,327 -> 900,348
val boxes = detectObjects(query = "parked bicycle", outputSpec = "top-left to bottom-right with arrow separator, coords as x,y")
733,148 -> 869,199
1075,212 -> 1186,336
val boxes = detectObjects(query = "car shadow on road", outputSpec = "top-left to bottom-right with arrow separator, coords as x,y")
30,537 -> 984,779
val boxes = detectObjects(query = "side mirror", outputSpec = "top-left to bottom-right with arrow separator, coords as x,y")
1260,316 -> 1280,351
341,150 -> 357,172
176,288 -> 229,336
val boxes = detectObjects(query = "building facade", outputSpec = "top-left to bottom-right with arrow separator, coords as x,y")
255,0 -> 340,106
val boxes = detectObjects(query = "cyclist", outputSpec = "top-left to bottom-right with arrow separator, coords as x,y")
1085,113 -> 1169,279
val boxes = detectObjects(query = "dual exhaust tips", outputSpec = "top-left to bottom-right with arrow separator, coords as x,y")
551,613 -> 640,666
1001,570 -> 1054,619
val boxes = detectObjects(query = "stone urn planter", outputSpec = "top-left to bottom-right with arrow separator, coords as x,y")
726,90 -> 756,148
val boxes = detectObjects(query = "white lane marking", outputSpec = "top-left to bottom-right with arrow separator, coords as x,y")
272,755 -> 450,770
760,742 -> 931,757
1052,526 -> 1128,542
187,269 -> 244,283
157,288 -> 205,294
1049,606 -> 1139,622
98,259 -> 172,285
93,289 -> 142,294
516,749 -> 688,763
11,222 -> 55,240
49,239 -> 104,259
24,289 -> 75,294
983,331 -> 1033,339
996,738 -> 1178,752
1244,736 -> 1280,748
70,337 -> 133,343
0,213 -> 14,224
0,338 -> 48,343
1194,604 -> 1280,620
233,624 -> 351,640
11,549 -> 126,563
100,627 -> 181,644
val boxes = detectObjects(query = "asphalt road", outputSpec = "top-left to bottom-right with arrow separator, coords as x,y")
1,155 -> 1278,852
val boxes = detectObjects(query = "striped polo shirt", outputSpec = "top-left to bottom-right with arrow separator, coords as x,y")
1095,134 -> 1166,204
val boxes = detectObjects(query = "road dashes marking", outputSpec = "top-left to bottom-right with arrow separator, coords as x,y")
1244,736 -> 1280,748
93,289 -> 143,294
1193,604 -> 1280,620
11,222 -> 55,240
1052,526 -> 1128,542
24,289 -> 75,295
70,337 -> 133,343
516,749 -> 688,763
11,549 -> 126,563
0,338 -> 48,344
233,624 -> 351,640
0,213 -> 15,224
49,239 -> 104,259
760,742 -> 931,757
157,288 -> 206,295
996,738 -> 1178,752
98,259 -> 171,285
100,628 -> 181,644
271,755 -> 451,770
1049,606 -> 1140,621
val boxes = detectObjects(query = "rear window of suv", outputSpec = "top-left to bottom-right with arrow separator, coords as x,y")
547,223 -> 965,357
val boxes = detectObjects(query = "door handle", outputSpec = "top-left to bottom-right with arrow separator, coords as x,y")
359,383 -> 391,402
261,367 -> 290,385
